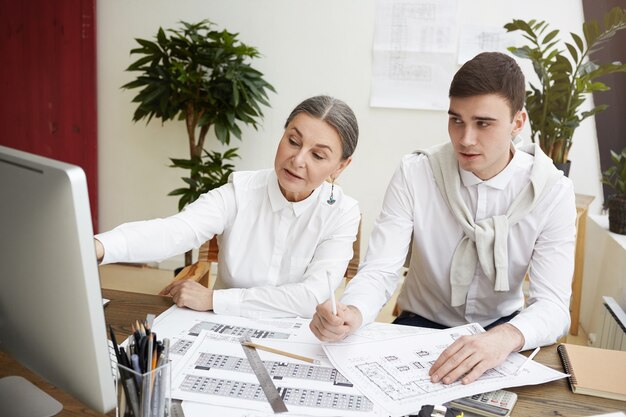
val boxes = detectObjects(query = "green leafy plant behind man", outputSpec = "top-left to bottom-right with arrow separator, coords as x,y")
505,7 -> 626,164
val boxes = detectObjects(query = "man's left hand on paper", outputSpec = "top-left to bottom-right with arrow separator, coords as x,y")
429,323 -> 524,385
161,280 -> 214,311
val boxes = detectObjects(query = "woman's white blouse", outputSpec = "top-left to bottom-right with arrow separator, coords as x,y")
96,169 -> 360,318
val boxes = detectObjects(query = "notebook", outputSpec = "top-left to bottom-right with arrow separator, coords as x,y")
557,343 -> 626,401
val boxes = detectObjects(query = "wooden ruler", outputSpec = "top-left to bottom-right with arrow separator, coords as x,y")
240,337 -> 288,413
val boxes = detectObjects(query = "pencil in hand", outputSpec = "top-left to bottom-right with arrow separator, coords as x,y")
326,271 -> 337,315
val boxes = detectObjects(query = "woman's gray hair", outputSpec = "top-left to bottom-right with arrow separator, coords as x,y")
284,95 -> 358,160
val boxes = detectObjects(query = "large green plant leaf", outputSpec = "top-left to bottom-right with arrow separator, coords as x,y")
505,7 -> 626,163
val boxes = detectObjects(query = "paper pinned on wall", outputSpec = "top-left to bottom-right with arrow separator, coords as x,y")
457,24 -> 516,64
370,0 -> 459,111
371,51 -> 456,110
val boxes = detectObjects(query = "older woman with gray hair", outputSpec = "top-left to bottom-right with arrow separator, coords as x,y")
95,95 -> 360,318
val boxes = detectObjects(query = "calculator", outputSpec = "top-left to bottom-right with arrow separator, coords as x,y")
445,389 -> 517,417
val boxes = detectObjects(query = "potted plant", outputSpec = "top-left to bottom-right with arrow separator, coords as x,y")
504,7 -> 626,175
122,20 -> 275,265
601,147 -> 626,235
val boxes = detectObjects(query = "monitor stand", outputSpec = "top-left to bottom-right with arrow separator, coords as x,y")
0,376 -> 63,417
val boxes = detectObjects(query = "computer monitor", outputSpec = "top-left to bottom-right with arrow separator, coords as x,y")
0,145 -> 116,414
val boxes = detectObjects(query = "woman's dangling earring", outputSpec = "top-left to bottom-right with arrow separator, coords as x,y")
327,179 -> 336,205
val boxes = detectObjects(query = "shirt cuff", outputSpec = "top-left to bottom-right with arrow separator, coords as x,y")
340,294 -> 377,328
212,288 -> 245,316
95,230 -> 129,265
508,314 -> 537,351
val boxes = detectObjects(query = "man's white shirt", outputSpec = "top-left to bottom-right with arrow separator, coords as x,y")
342,148 -> 576,350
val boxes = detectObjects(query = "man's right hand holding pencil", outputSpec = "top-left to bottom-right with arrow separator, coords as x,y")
309,300 -> 363,342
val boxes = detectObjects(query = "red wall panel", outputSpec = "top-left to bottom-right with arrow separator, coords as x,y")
0,0 -> 98,231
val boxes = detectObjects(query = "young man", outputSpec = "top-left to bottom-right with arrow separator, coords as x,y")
310,52 -> 576,385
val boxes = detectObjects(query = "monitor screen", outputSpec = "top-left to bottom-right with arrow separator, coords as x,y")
0,145 -> 116,413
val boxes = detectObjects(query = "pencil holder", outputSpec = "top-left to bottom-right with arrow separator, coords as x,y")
116,361 -> 171,417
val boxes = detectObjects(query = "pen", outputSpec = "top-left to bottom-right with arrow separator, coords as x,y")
119,346 -> 130,369
142,333 -> 155,417
138,336 -> 147,372
123,372 -> 141,417
243,341 -> 321,365
130,353 -> 141,387
327,271 -> 337,315
150,359 -> 161,417
515,346 -> 540,375
156,338 -> 170,417
109,326 -> 130,409
111,325 -> 140,417
147,333 -> 154,373
132,323 -> 141,348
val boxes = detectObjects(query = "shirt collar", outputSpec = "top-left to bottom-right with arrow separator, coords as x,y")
460,146 -> 521,190
267,171 -> 321,217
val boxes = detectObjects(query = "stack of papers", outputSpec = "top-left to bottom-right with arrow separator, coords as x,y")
150,307 -> 566,417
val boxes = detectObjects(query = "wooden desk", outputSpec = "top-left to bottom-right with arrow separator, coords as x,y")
2,289 -> 624,416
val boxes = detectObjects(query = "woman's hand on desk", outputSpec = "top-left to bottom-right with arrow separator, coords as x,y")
161,280 -> 214,311
310,301 -> 362,341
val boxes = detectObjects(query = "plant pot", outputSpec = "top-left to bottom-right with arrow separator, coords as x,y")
553,160 -> 571,177
607,195 -> 626,235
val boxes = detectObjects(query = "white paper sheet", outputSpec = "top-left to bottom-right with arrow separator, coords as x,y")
172,330 -> 384,416
347,321 -> 439,342
370,50 -> 456,110
457,24 -> 515,64
151,306 -> 320,372
323,323 -> 568,417
371,0 -> 459,110
150,307 -> 386,416
373,0 -> 458,53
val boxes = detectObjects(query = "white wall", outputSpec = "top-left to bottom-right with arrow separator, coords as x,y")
97,0 -> 604,268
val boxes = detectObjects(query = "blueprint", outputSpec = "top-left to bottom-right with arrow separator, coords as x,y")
371,0 -> 459,110
150,307 -> 385,416
151,306 -> 321,372
171,330 -> 383,417
323,323 -> 568,417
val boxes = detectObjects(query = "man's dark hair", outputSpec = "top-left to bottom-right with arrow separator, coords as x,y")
449,52 -> 525,117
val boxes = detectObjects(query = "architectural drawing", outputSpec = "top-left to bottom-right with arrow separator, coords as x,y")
169,330 -> 381,416
179,375 -> 372,412
324,323 -> 567,416
188,321 -> 291,339
193,352 -> 353,386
